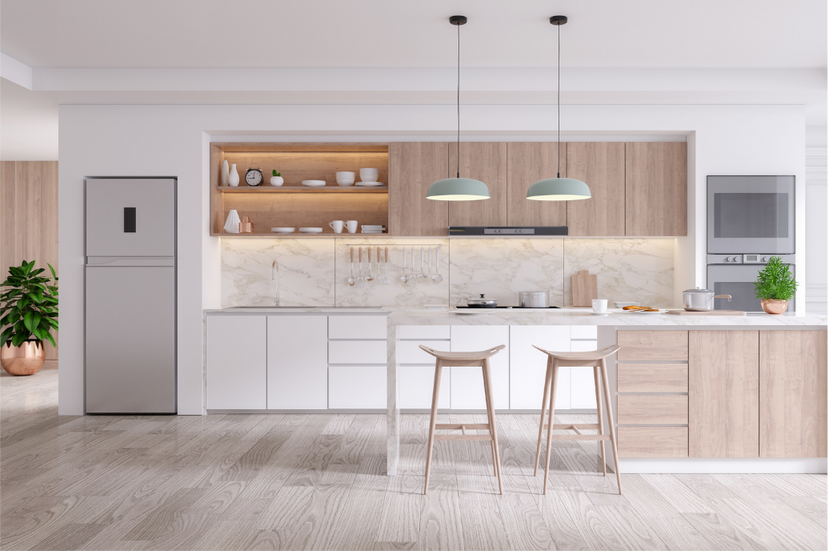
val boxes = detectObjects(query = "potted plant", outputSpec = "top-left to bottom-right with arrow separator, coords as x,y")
270,170 -> 284,186
0,261 -> 59,375
754,256 -> 798,314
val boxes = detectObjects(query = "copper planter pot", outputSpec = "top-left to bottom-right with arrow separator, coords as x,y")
761,299 -> 790,315
1,341 -> 45,376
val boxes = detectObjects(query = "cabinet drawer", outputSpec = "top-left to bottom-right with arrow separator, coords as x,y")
329,366 -> 386,409
398,325 -> 451,340
398,340 -> 449,364
618,364 -> 688,393
571,326 -> 598,340
399,366 -> 450,409
617,395 -> 688,424
618,330 -> 688,361
329,340 -> 387,364
329,315 -> 387,340
618,427 -> 689,458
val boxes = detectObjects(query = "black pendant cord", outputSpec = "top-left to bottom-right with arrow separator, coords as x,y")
557,21 -> 561,178
456,21 -> 461,178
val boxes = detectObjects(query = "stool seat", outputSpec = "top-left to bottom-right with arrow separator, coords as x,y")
419,345 -> 505,363
532,344 -> 620,362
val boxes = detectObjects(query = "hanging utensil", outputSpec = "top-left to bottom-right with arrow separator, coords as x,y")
383,246 -> 391,285
432,247 -> 443,284
365,247 -> 374,283
348,247 -> 357,286
400,247 -> 408,284
408,247 -> 418,285
357,247 -> 365,285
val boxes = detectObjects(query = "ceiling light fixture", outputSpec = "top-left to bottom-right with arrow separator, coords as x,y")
527,15 -> 591,202
426,15 -> 490,202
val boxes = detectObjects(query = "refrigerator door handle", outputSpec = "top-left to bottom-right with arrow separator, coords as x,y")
86,256 -> 174,267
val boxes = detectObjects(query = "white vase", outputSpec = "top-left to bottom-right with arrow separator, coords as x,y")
221,160 -> 229,186
228,164 -> 240,187
224,209 -> 241,233
270,176 -> 284,186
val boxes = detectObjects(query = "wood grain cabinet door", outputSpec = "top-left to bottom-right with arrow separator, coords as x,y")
689,331 -> 760,458
760,331 -> 828,458
448,142 -> 508,227
505,142 -> 566,227
625,142 -> 687,236
566,142 -> 625,236
388,142 -> 449,236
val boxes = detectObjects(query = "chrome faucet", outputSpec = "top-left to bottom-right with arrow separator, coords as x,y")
272,260 -> 280,305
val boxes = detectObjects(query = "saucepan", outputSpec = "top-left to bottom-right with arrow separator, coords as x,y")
466,294 -> 498,308
683,288 -> 732,311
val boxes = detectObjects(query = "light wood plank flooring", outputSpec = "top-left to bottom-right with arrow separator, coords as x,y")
2,370 -> 826,550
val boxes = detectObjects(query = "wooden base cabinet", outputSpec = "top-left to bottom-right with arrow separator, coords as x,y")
760,331 -> 828,458
689,331 -> 760,458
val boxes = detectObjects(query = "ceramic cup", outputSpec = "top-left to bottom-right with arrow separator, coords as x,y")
336,171 -> 355,185
360,168 -> 379,182
329,220 -> 344,233
592,299 -> 608,314
346,220 -> 358,234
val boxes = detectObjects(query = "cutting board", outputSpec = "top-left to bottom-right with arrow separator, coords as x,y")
571,270 -> 598,307
665,309 -> 746,316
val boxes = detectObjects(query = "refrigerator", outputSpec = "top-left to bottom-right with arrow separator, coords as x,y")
85,178 -> 176,413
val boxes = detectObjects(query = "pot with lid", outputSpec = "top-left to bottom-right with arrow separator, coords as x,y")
466,294 -> 498,308
519,291 -> 549,308
683,287 -> 732,311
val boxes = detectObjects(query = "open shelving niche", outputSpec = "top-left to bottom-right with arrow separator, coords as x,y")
210,143 -> 390,237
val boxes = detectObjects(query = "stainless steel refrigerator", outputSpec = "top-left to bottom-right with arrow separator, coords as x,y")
85,178 -> 176,413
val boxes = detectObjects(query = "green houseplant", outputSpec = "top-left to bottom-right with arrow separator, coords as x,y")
0,261 -> 59,375
754,256 -> 797,314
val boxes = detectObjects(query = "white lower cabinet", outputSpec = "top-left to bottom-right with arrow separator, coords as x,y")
206,315 -> 267,410
329,366 -> 386,409
450,326 -> 510,409
509,325 -> 571,409
399,366 -> 450,409
267,315 -> 328,409
569,339 -> 599,409
327,315 -> 388,410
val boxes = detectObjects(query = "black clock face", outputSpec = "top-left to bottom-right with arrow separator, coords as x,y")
245,168 -> 263,186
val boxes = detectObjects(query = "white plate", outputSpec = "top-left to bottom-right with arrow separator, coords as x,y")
302,180 -> 326,187
298,227 -> 323,233
271,227 -> 295,233
625,309 -> 663,314
356,181 -> 384,187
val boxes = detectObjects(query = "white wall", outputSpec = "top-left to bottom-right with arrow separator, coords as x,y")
58,103 -> 807,415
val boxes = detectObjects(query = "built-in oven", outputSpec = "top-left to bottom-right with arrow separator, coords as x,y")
707,175 -> 795,254
707,254 -> 796,312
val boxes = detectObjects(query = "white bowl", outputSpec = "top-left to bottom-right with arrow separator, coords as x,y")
336,171 -> 355,179
336,180 -> 355,187
271,227 -> 295,233
302,180 -> 326,187
298,227 -> 324,233
360,168 -> 379,182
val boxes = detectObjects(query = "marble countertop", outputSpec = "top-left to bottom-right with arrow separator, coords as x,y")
205,307 -> 389,315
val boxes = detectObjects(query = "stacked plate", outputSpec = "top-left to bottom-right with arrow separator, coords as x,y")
271,227 -> 295,234
301,180 -> 326,187
299,227 -> 323,233
361,225 -> 385,234
356,181 -> 384,187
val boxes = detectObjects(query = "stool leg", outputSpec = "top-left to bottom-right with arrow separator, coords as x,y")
599,358 -> 622,495
534,359 -> 553,476
542,360 -> 560,495
423,362 -> 443,495
482,359 -> 504,495
593,365 -> 607,477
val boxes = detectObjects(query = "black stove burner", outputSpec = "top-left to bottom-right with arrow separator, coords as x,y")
455,305 -> 562,309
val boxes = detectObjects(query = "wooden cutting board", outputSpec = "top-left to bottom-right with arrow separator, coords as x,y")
571,270 -> 598,307
665,309 -> 746,316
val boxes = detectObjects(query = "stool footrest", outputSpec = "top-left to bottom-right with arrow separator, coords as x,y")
549,434 -> 611,442
543,423 -> 601,431
435,423 -> 490,431
435,434 -> 493,441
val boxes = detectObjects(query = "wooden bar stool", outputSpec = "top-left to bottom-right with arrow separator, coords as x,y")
419,344 -> 506,495
532,344 -> 622,495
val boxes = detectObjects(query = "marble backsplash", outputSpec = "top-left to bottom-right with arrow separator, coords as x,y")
221,238 -> 675,308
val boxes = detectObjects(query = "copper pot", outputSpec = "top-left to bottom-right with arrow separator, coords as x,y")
761,299 -> 789,315
1,341 -> 45,376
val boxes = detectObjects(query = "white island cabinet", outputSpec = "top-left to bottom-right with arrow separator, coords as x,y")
450,325 -> 510,409
206,315 -> 267,410
328,315 -> 388,409
268,315 -> 328,410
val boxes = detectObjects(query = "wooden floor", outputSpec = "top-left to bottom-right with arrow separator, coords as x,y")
1,370 -> 826,551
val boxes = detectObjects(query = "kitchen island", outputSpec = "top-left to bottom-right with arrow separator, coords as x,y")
386,308 -> 827,475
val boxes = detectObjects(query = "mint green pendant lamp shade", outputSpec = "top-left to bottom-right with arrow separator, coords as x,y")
527,177 -> 591,201
427,177 -> 490,201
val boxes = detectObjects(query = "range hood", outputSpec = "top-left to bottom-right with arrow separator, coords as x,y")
449,226 -> 568,236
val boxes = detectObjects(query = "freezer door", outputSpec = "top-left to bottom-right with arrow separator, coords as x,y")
86,266 -> 176,413
86,179 -> 175,257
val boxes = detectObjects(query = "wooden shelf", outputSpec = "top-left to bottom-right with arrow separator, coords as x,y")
219,186 -> 388,193
215,232 -> 390,238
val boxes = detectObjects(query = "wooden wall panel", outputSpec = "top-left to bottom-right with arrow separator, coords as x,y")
388,142 -> 449,236
760,331 -> 828,458
0,162 -> 16,278
505,142 -> 566,227
625,142 -> 687,236
566,142 -> 625,236
689,330 -> 759,458
448,142 -> 508,227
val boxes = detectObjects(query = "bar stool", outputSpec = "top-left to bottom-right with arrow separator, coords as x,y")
419,344 -> 506,495
532,344 -> 622,495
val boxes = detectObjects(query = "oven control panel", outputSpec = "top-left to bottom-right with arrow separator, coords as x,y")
707,254 -> 796,265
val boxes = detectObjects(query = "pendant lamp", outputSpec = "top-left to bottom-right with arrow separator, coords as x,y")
527,16 -> 591,202
427,15 -> 490,201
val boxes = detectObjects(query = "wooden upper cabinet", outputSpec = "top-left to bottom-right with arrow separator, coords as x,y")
388,142 -> 449,236
760,331 -> 828,458
566,142 -> 625,236
625,142 -> 687,236
505,142 -> 566,227
689,331 -> 760,458
448,142 -> 508,227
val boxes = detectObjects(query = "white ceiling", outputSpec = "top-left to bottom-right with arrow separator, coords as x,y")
0,0 -> 826,160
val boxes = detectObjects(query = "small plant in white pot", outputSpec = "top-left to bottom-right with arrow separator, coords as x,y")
270,170 -> 283,186
754,256 -> 798,314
